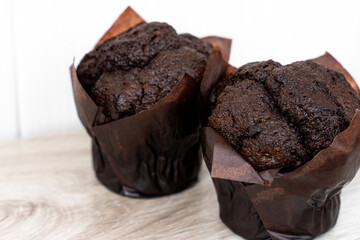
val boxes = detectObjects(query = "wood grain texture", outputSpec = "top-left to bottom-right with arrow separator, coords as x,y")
0,130 -> 359,240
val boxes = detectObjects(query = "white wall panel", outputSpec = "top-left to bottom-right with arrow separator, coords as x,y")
2,0 -> 360,141
0,0 -> 18,142
12,0 -> 83,138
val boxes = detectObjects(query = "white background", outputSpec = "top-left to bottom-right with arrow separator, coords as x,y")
1,0 -> 360,142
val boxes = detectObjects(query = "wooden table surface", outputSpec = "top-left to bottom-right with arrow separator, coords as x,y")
0,129 -> 359,240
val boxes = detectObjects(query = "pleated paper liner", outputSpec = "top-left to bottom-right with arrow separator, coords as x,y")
312,52 -> 360,95
200,52 -> 360,239
70,7 -> 231,198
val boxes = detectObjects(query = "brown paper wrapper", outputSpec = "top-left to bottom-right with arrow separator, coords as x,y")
312,52 -> 360,95
70,7 -> 231,197
200,53 -> 360,239
95,7 -> 145,49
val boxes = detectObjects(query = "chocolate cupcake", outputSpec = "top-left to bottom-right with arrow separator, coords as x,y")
209,60 -> 360,171
200,53 -> 360,239
77,21 -> 212,122
70,7 -> 231,198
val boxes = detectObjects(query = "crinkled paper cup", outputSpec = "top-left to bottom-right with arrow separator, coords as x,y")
200,52 -> 360,239
70,7 -> 231,198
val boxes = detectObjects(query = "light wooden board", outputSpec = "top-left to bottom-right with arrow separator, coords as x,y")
0,129 -> 359,240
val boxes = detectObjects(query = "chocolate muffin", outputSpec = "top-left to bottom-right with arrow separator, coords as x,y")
77,22 -> 212,121
209,60 -> 360,171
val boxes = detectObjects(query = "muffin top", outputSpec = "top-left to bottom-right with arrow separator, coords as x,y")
77,22 -> 212,121
209,60 -> 360,171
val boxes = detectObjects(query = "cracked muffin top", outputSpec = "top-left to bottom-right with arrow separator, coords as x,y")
77,22 -> 212,121
209,60 -> 360,171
